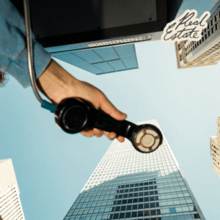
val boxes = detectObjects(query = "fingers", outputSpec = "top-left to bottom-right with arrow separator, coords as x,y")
104,131 -> 125,143
93,128 -> 103,137
117,136 -> 125,143
80,129 -> 94,138
81,129 -> 125,144
81,128 -> 104,138
99,94 -> 127,121
104,131 -> 117,140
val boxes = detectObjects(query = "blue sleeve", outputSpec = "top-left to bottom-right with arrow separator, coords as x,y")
0,0 -> 51,88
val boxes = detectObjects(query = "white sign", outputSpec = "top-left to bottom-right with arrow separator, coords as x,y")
161,10 -> 210,43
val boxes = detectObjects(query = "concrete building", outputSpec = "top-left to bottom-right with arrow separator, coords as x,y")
0,159 -> 25,220
63,120 -> 205,220
175,1 -> 220,69
210,117 -> 220,177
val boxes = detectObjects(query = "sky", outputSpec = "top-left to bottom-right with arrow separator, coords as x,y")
1,0 -> 220,220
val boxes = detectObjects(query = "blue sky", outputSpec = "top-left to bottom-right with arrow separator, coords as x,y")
1,0 -> 220,220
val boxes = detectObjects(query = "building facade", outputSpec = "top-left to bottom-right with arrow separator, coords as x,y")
52,44 -> 138,75
175,1 -> 220,69
210,117 -> 220,177
64,120 -> 205,220
0,159 -> 25,220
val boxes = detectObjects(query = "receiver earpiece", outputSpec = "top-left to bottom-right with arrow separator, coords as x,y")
130,124 -> 163,153
54,98 -> 163,153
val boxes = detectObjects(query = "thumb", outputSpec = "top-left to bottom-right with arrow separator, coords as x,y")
100,94 -> 127,121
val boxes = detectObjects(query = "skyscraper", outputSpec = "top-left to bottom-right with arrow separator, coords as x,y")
63,120 -> 205,220
175,1 -> 220,69
210,117 -> 220,177
0,159 -> 25,220
52,44 -> 138,75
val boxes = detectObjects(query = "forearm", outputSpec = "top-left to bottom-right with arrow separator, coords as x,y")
36,59 -> 79,104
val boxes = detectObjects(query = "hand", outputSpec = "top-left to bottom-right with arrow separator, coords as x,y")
73,80 -> 127,142
37,59 -> 127,142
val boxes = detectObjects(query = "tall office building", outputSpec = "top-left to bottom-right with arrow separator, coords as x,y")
0,159 -> 25,220
64,120 -> 205,220
210,117 -> 220,177
175,1 -> 220,69
52,44 -> 138,75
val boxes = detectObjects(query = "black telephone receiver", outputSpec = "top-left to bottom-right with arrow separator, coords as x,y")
53,98 -> 163,153
23,0 -> 163,153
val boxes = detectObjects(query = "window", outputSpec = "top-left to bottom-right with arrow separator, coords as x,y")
99,208 -> 104,213
127,205 -> 132,210
169,208 -> 176,213
88,209 -> 93,214
78,210 -> 83,215
138,211 -> 143,217
115,207 -> 120,211
133,204 -> 137,210
121,206 -> 126,211
194,213 -> 200,219
102,215 -> 108,220
185,214 -> 193,220
83,210 -> 88,214
132,211 -> 137,217
125,212 -> 131,218
144,210 -> 150,216
119,213 -> 125,218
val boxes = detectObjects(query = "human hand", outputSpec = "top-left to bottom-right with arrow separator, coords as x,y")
73,80 -> 127,142
37,59 -> 127,142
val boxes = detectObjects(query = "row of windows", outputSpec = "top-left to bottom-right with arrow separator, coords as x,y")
92,166 -> 177,175
86,176 -> 182,188
81,184 -> 187,200
72,198 -> 193,212
75,192 -> 190,206
72,197 -> 193,211
86,174 -> 183,188
69,204 -> 195,217
65,214 -> 198,220
98,157 -> 174,163
91,164 -> 178,174
95,161 -> 175,169
83,178 -> 185,196
84,184 -> 185,196
65,212 -> 199,220
89,172 -> 182,183
88,172 -> 180,185
76,189 -> 189,204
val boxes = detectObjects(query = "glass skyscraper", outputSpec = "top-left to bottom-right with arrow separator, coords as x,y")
52,44 -> 138,75
64,120 -> 205,220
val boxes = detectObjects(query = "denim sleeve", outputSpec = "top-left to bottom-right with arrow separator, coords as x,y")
0,0 -> 51,88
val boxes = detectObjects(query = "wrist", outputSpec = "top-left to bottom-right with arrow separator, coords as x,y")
37,59 -> 79,104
